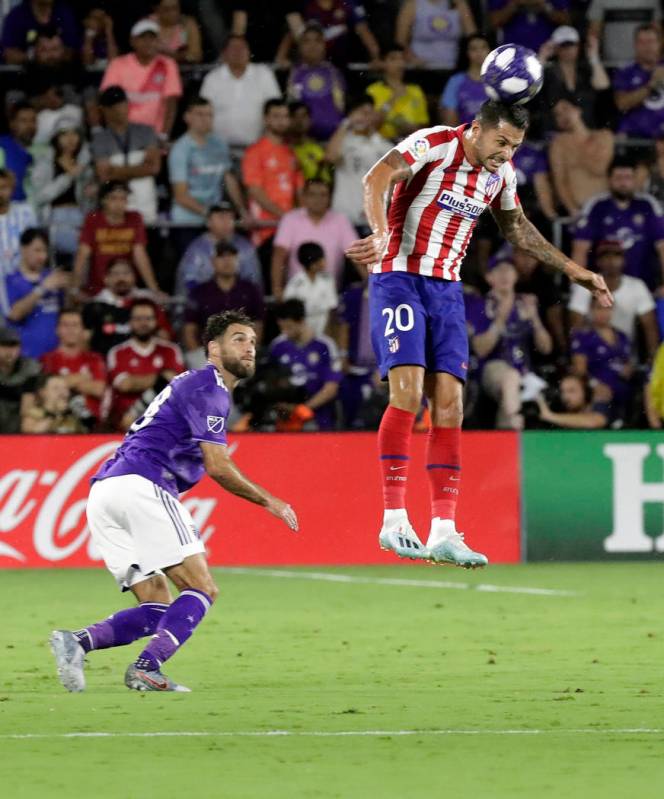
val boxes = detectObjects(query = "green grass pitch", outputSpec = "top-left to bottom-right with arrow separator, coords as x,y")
1,563 -> 663,798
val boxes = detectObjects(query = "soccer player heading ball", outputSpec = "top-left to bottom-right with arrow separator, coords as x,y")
50,311 -> 298,693
346,100 -> 612,568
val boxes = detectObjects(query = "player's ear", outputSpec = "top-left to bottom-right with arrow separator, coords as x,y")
207,339 -> 221,359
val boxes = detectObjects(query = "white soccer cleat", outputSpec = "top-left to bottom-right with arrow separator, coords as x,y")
379,514 -> 428,560
426,519 -> 488,569
49,630 -> 86,692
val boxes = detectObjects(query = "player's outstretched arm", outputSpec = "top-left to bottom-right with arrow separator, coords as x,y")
345,149 -> 412,267
200,442 -> 298,532
491,207 -> 614,308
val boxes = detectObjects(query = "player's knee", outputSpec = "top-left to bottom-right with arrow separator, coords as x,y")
433,396 -> 463,427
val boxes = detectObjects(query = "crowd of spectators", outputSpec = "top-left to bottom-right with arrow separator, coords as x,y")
3,0 -> 664,435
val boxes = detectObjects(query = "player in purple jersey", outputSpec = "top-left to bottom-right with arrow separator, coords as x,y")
49,311 -> 298,693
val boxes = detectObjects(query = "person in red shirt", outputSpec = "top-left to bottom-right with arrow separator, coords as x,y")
73,180 -> 162,297
107,298 -> 184,430
40,309 -> 107,426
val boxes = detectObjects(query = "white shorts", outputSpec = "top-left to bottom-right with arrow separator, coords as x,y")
86,474 -> 206,591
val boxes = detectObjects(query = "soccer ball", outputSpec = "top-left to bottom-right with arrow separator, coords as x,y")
480,44 -> 543,106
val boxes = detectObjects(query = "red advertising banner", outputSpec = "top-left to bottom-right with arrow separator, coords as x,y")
0,432 -> 521,568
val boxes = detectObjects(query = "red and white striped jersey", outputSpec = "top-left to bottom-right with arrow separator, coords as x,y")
374,124 -> 520,281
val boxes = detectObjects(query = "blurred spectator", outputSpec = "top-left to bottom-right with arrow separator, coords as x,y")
537,373 -> 609,429
0,168 -> 37,313
287,23 -> 346,141
168,96 -> 247,228
587,0 -> 661,67
539,26 -> 610,131
275,0 -> 381,67
367,42 -> 429,140
269,298 -> 342,430
100,19 -> 182,138
1,0 -> 79,65
572,160 -> 664,291
92,86 -> 161,225
31,78 -> 82,145
0,325 -> 40,433
148,0 -> 202,64
83,258 -> 172,356
73,181 -> 161,297
182,241 -> 265,367
548,98 -> 614,218
242,99 -> 304,278
511,139 -> 556,229
271,178 -> 357,299
439,34 -> 489,127
488,0 -> 569,52
283,241 -> 338,336
81,7 -> 118,67
568,239 -> 659,359
571,298 -> 633,413
5,228 -> 68,358
24,28 -> 78,96
289,101 -> 332,182
395,0 -> 476,69
468,257 -> 553,430
176,203 -> 262,296
32,119 -> 92,264
613,25 -> 664,140
645,339 -> 664,427
641,133 -> 664,205
40,308 -> 106,424
20,372 -> 86,432
0,101 -> 36,202
326,95 -> 391,230
230,0 -> 303,63
200,34 -> 280,155
107,298 -> 183,431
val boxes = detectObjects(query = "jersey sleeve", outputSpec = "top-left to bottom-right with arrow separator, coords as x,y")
394,126 -> 455,176
180,384 -> 228,445
491,166 -> 520,211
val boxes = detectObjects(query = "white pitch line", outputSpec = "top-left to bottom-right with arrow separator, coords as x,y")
220,567 -> 577,598
2,728 -> 661,741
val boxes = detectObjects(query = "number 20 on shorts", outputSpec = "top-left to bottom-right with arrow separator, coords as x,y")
382,304 -> 414,337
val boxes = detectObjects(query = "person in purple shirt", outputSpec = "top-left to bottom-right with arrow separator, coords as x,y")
287,23 -> 346,141
512,139 -> 556,229
269,298 -> 342,430
572,158 -> 664,291
439,34 -> 490,127
488,0 -> 570,52
468,257 -> 553,429
613,24 -> 664,140
1,0 -> 80,64
49,310 -> 298,694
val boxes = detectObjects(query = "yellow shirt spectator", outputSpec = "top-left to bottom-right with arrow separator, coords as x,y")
366,81 -> 429,141
647,342 -> 664,426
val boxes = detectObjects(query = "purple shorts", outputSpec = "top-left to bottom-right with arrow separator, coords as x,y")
369,272 -> 468,382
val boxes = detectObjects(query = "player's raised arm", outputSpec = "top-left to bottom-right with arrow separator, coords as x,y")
491,206 -> 614,308
345,149 -> 412,267
200,441 -> 299,532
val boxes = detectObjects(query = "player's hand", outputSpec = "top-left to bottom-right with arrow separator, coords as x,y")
345,232 -> 388,268
567,264 -> 613,307
42,269 -> 70,291
265,496 -> 299,532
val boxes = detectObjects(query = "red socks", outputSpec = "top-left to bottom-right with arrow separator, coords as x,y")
378,405 -> 415,509
426,426 -> 461,521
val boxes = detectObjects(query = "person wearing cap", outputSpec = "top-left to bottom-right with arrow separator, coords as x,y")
175,203 -> 262,296
569,239 -> 659,360
488,0 -> 570,53
0,325 -> 41,434
32,117 -> 93,264
539,25 -> 610,132
91,85 -> 161,225
100,18 -> 182,138
182,240 -> 265,367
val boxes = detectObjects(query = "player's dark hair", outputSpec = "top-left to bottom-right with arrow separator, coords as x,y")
297,241 -> 325,270
129,298 -> 158,317
215,240 -> 239,257
203,310 -> 255,347
99,180 -> 129,202
20,227 -> 49,247
476,100 -> 529,131
346,93 -> 374,114
264,97 -> 287,116
608,156 -> 635,174
274,299 -> 306,322
185,95 -> 211,112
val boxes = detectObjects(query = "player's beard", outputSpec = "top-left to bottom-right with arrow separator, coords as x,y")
222,354 -> 256,380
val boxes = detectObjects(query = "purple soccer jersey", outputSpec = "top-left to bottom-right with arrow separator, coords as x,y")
513,143 -> 548,188
571,327 -> 632,400
288,63 -> 345,140
575,194 -> 664,288
613,62 -> 664,139
467,294 -> 534,375
93,363 -> 230,497
440,73 -> 488,125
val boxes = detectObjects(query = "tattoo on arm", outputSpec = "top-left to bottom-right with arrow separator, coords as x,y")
382,149 -> 413,184
491,207 -> 571,275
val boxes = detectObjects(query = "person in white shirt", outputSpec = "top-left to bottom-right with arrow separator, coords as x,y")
568,238 -> 659,358
0,168 -> 37,315
199,34 -> 281,156
283,241 -> 338,336
326,95 -> 391,231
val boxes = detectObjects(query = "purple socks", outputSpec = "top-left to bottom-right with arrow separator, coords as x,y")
134,589 -> 212,672
74,602 -> 168,652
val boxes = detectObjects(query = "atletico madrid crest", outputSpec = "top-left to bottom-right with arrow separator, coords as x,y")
388,336 -> 400,353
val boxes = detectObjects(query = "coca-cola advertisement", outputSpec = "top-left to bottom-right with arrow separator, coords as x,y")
0,433 -> 521,567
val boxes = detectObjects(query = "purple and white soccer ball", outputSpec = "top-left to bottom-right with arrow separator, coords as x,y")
480,44 -> 543,106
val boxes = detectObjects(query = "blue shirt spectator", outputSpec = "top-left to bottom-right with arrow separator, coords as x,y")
0,102 -> 36,202
439,35 -> 490,127
1,0 -> 80,64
